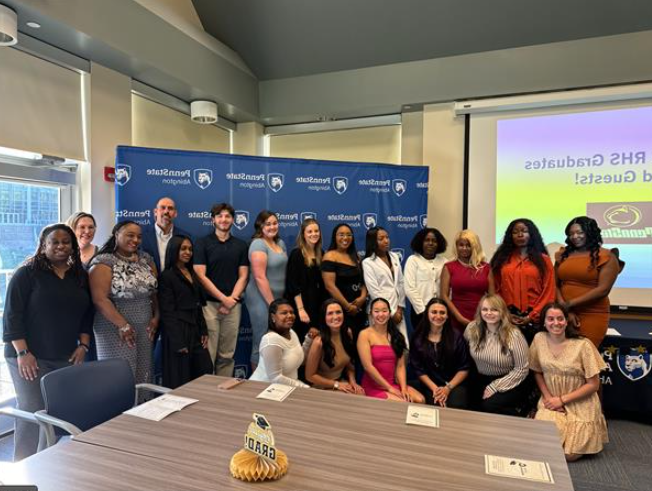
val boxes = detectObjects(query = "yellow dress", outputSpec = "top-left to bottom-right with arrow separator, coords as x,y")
529,333 -> 608,455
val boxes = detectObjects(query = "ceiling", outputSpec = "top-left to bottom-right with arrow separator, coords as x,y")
193,0 -> 652,81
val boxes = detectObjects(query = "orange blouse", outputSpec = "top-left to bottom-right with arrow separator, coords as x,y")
495,253 -> 555,322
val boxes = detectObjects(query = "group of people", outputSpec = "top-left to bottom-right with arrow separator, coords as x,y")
2,195 -> 621,462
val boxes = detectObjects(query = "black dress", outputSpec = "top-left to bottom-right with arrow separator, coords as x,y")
158,268 -> 213,389
409,329 -> 472,409
321,260 -> 367,334
285,248 -> 326,342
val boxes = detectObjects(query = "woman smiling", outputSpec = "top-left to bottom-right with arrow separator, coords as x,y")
529,302 -> 608,461
3,224 -> 93,460
249,299 -> 309,388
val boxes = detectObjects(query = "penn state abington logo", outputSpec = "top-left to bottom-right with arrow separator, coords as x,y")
392,179 -> 407,197
617,346 -> 651,381
301,211 -> 317,223
267,173 -> 285,193
363,213 -> 377,230
233,210 -> 250,231
391,248 -> 405,263
193,169 -> 213,190
333,176 -> 348,195
115,164 -> 131,186
420,214 -> 428,229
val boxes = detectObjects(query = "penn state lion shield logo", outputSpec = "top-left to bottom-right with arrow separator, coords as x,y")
233,210 -> 250,231
392,179 -> 407,197
617,347 -> 651,381
391,248 -> 405,263
420,214 -> 428,228
193,169 -> 213,190
233,365 -> 248,379
301,211 -> 317,222
363,213 -> 377,230
333,176 -> 348,195
115,164 -> 132,186
267,173 -> 285,193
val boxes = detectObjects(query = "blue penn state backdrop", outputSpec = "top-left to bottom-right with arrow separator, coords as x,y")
115,146 -> 429,377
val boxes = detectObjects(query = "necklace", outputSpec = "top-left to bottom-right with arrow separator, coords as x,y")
50,263 -> 69,277
115,251 -> 137,262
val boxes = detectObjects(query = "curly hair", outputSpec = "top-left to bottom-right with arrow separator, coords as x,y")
25,224 -> 86,287
409,228 -> 448,256
558,216 -> 603,269
491,218 -> 549,281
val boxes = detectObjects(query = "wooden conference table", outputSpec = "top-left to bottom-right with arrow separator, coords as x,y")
2,375 -> 574,490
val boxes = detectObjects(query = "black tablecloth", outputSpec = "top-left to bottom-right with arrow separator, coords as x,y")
600,318 -> 652,419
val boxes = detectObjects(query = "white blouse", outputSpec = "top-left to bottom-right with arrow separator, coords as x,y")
250,330 -> 309,388
403,254 -> 448,315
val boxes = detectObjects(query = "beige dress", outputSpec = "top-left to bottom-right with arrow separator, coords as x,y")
529,333 -> 608,455
318,341 -> 351,382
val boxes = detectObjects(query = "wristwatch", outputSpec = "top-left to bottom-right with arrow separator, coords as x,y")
445,382 -> 453,390
333,381 -> 340,391
17,349 -> 30,357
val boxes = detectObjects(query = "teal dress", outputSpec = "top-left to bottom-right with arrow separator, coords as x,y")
245,239 -> 288,364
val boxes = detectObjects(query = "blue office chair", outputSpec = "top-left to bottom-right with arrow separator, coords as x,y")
33,359 -> 170,448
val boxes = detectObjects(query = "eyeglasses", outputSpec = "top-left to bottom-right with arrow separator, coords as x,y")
337,233 -> 353,238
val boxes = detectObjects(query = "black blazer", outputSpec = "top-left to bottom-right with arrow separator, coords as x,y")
140,225 -> 192,272
157,268 -> 207,352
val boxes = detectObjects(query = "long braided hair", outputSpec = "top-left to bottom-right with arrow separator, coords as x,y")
25,223 -> 86,287
558,216 -> 602,269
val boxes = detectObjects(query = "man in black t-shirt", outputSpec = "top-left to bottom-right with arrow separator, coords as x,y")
194,203 -> 249,376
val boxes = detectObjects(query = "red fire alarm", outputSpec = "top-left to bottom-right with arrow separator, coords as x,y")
104,166 -> 115,182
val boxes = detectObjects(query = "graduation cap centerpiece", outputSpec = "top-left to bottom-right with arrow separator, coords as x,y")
230,413 -> 288,482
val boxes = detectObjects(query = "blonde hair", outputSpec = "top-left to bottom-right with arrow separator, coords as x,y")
296,218 -> 323,266
466,294 -> 517,354
66,212 -> 96,232
453,229 -> 486,269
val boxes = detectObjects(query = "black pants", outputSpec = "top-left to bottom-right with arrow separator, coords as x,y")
162,334 -> 213,389
471,373 -> 531,417
420,381 -> 470,410
410,308 -> 424,333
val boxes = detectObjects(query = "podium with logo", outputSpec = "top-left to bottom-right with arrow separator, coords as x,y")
600,318 -> 652,419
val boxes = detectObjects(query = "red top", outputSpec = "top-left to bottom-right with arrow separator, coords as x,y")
444,260 -> 491,332
494,253 -> 555,322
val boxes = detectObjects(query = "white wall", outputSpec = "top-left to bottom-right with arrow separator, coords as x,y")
88,63 -> 132,242
269,126 -> 401,164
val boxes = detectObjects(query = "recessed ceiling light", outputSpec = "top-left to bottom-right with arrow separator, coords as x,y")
26,21 -> 41,29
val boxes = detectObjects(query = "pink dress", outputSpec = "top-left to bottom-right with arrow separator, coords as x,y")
444,261 -> 490,333
361,345 -> 400,399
